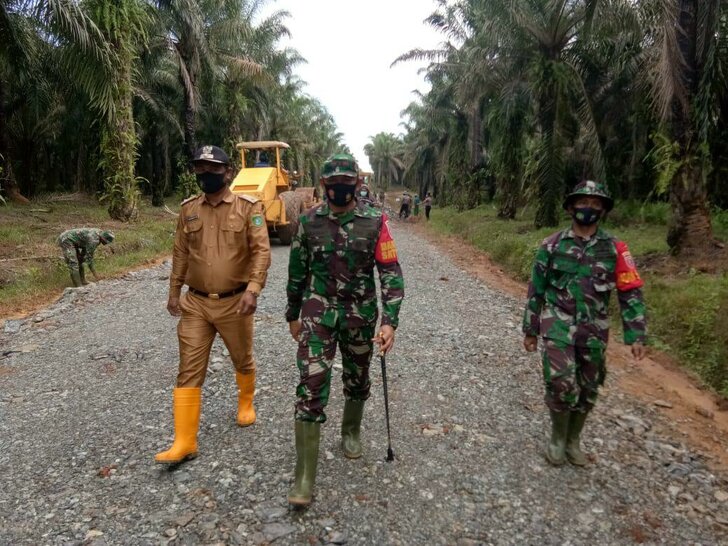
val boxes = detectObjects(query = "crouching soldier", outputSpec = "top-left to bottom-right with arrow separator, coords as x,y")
57,228 -> 114,287
285,153 -> 404,506
522,180 -> 647,466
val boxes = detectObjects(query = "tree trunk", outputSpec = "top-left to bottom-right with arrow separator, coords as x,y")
151,126 -> 164,206
469,104 -> 482,169
19,138 -> 34,197
534,57 -> 564,228
667,154 -> 714,254
497,175 -> 518,219
0,79 -> 29,204
534,72 -> 562,228
104,46 -> 138,221
162,133 -> 171,201
181,51 -> 197,162
666,0 -> 714,255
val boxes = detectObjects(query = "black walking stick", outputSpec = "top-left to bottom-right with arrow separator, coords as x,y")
380,352 -> 395,462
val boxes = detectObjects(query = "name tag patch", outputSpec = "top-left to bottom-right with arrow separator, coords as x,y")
185,214 -> 199,222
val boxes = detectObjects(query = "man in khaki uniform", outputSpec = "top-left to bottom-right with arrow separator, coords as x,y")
155,145 -> 272,465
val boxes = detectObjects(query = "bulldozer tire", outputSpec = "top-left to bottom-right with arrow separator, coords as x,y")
277,191 -> 304,245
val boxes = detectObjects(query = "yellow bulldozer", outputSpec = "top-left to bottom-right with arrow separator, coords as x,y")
230,140 -> 309,245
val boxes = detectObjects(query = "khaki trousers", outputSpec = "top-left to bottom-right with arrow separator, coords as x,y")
176,291 -> 255,387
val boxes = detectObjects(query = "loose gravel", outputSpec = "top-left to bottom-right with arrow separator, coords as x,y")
1,223 -> 728,545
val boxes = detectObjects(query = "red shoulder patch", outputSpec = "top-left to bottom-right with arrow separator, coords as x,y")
375,213 -> 398,264
615,241 -> 644,291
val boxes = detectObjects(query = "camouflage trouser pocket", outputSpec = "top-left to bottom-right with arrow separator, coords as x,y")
543,340 -> 606,412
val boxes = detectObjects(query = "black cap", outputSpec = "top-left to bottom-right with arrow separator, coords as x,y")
192,145 -> 229,165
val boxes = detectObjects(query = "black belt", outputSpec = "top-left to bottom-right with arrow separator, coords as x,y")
188,284 -> 247,300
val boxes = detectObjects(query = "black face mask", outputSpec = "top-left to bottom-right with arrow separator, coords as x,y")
324,182 -> 356,207
197,172 -> 226,194
572,206 -> 602,226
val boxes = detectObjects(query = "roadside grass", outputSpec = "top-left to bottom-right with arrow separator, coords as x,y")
0,196 -> 178,318
427,202 -> 728,396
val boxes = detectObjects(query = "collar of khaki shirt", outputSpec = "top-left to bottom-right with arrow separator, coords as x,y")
202,188 -> 235,207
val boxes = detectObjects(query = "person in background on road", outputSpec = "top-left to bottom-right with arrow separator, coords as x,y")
413,194 -> 421,217
155,145 -> 272,465
57,228 -> 114,287
285,153 -> 404,507
399,191 -> 412,219
522,180 -> 647,467
358,183 -> 375,207
424,192 -> 432,220
378,191 -> 386,209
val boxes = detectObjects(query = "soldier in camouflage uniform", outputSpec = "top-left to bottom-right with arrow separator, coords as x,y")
357,183 -> 376,207
285,153 -> 404,506
523,180 -> 647,466
57,228 -> 115,287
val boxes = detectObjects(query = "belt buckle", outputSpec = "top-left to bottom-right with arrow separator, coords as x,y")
209,293 -> 220,300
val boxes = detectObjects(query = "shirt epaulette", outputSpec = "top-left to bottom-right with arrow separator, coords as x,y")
181,194 -> 200,206
238,194 -> 259,204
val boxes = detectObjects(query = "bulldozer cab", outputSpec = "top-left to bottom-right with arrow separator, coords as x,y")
359,171 -> 374,186
231,141 -> 291,200
230,141 -> 305,245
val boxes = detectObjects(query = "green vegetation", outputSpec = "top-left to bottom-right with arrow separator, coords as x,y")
428,203 -> 728,396
371,0 -> 728,258
0,198 -> 176,317
1,0 -> 348,217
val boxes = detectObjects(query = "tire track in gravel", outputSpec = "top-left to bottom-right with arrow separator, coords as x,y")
1,222 -> 727,545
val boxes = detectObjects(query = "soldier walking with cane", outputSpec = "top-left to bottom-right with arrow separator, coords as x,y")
285,153 -> 405,507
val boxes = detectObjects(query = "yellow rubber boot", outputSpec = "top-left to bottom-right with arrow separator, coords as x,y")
235,372 -> 256,427
155,387 -> 201,464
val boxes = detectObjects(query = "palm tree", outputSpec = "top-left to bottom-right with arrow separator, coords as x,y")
644,0 -> 727,255
85,0 -> 150,221
476,0 -> 605,227
364,133 -> 405,190
395,0 -> 607,223
134,38 -> 185,206
154,0 -> 269,161
0,0 -> 110,203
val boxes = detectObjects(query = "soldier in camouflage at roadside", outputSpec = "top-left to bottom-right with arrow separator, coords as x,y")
285,153 -> 404,507
357,183 -> 376,207
523,180 -> 647,467
57,228 -> 115,287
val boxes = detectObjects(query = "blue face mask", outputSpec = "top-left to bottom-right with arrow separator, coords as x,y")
572,207 -> 602,226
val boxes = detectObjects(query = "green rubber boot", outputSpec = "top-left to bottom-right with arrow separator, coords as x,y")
69,270 -> 82,287
545,410 -> 569,466
79,265 -> 89,286
566,411 -> 589,466
288,421 -> 321,507
341,400 -> 365,459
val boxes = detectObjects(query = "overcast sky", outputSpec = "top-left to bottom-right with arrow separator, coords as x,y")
263,0 -> 443,170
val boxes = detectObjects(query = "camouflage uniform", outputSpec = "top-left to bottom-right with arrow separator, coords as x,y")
286,201 -> 404,422
358,185 -> 376,207
523,228 -> 647,412
57,228 -> 107,273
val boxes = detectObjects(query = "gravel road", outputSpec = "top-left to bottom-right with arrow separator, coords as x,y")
2,222 -> 728,545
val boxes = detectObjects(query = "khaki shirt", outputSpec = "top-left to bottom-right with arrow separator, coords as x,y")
170,190 -> 271,298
